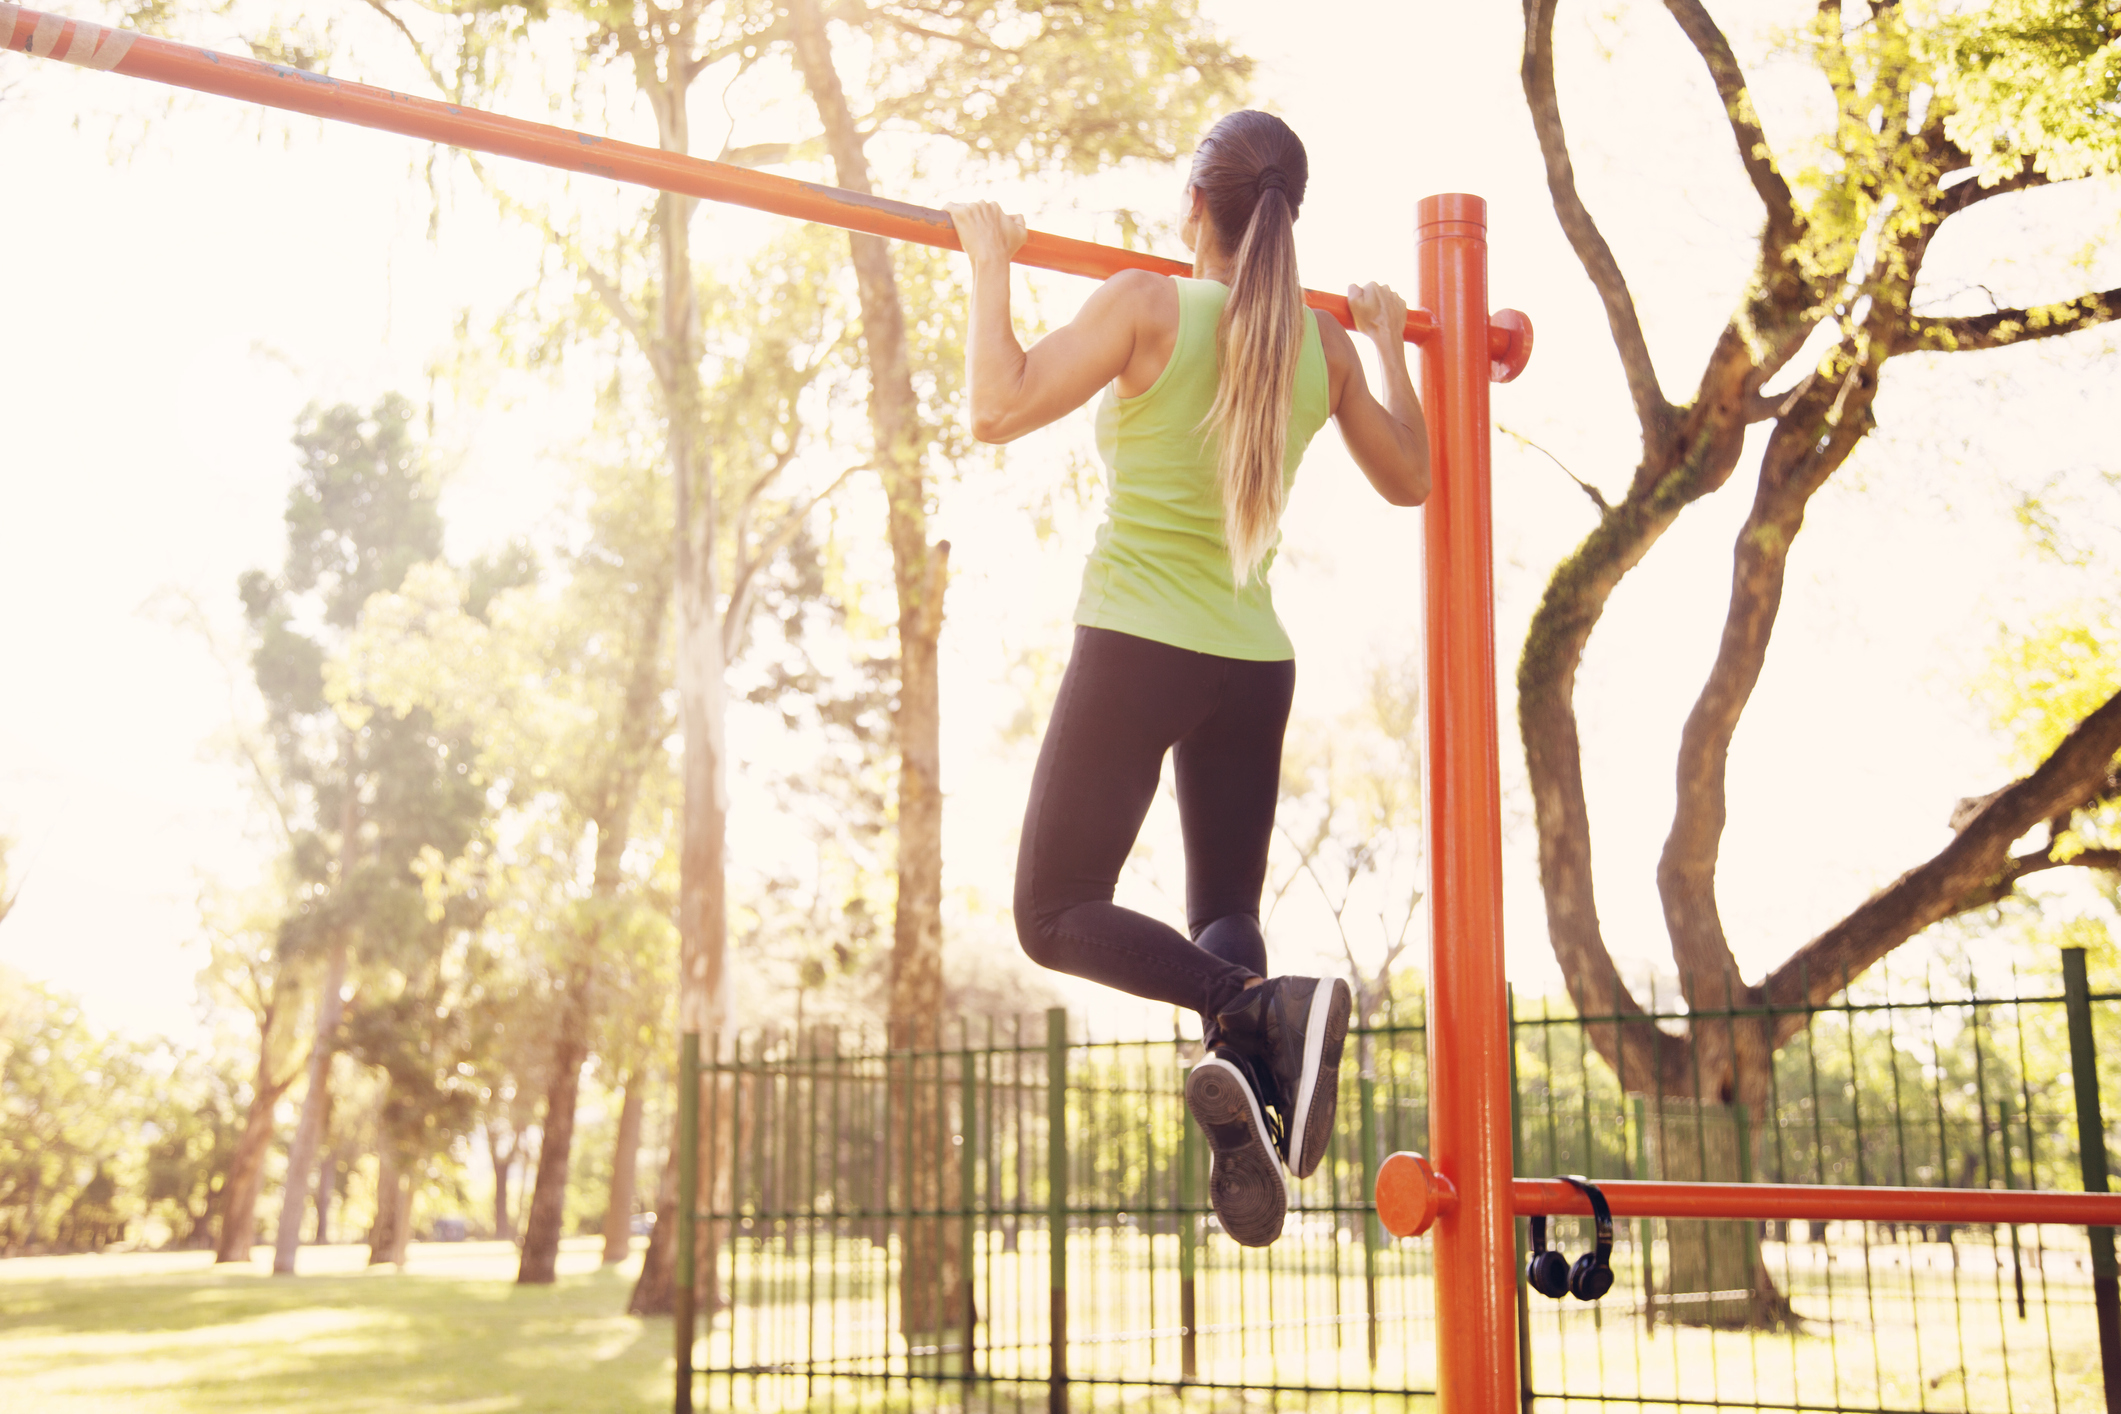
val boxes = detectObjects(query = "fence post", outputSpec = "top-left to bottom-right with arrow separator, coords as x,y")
1180,1070 -> 1201,1381
1999,1098 -> 2027,1319
1047,1006 -> 1068,1414
676,1029 -> 699,1414
1632,1094 -> 1656,1328
1358,1061 -> 1380,1373
2063,946 -> 2121,1413
961,1036 -> 979,1383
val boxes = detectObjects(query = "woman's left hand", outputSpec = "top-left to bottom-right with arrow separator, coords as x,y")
946,200 -> 1028,270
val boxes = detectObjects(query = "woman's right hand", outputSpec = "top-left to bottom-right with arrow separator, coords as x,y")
1347,281 -> 1407,348
946,200 -> 1028,271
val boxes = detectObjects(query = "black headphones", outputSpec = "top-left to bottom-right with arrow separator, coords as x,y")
1526,1175 -> 1614,1302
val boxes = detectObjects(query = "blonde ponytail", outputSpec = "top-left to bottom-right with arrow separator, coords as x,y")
1186,112 -> 1310,587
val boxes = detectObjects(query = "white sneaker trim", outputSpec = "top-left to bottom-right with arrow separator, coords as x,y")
1285,979 -> 1338,1175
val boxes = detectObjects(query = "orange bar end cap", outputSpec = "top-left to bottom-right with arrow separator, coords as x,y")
1490,309 -> 1533,383
1376,1150 -> 1457,1238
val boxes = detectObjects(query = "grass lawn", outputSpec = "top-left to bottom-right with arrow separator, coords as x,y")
0,1237 -> 674,1413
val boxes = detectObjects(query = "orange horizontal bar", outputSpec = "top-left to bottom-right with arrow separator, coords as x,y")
1515,1178 -> 2121,1228
4,5 -> 1466,347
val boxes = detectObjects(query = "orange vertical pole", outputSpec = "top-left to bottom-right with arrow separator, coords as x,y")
1419,193 -> 1517,1413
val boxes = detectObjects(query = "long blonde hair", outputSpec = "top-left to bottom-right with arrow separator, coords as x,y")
1190,111 -> 1309,587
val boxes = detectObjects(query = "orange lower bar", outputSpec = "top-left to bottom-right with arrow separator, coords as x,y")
2,3 -> 1487,348
1516,1177 -> 2121,1228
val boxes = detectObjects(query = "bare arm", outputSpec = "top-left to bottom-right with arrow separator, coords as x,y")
1324,282 -> 1430,506
947,200 -> 1154,444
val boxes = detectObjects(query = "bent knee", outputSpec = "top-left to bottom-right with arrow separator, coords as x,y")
1013,892 -> 1066,972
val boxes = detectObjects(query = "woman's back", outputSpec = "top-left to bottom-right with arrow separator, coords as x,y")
1077,276 -> 1329,661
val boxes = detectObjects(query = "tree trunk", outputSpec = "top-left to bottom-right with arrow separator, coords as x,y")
786,0 -> 959,1340
271,941 -> 346,1276
215,1067 -> 288,1262
388,1170 -> 414,1264
274,746 -> 360,1277
312,1152 -> 335,1246
518,980 -> 591,1284
1640,1094 -> 1793,1329
488,1124 -> 518,1242
309,1082 -> 337,1245
368,1144 -> 401,1266
628,1144 -> 681,1315
602,1073 -> 644,1265
628,1070 -> 727,1319
628,28 -> 733,1318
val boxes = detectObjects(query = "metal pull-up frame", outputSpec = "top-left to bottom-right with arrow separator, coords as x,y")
19,7 -> 2117,1412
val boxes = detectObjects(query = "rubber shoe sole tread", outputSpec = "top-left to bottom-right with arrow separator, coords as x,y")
1184,1055 -> 1286,1247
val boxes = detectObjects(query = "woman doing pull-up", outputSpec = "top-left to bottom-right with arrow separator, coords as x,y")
947,110 -> 1429,1247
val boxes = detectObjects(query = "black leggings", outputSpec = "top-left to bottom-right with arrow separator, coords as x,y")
1013,626 -> 1296,1034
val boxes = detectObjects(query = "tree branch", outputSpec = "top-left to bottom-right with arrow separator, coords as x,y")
1498,423 -> 1609,514
1522,0 -> 1671,440
1940,166 -> 2050,217
721,464 -> 863,659
360,0 -> 454,98
1764,686 -> 2121,1034
1662,0 -> 1799,248
1905,287 -> 2121,353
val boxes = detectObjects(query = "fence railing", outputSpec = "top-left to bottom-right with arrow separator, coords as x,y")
677,954 -> 2121,1413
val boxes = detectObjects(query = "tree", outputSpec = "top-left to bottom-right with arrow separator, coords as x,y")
197,893 -> 310,1262
1519,0 -> 2121,1324
0,973 -> 148,1254
238,394 -> 490,1277
141,1047 -> 248,1251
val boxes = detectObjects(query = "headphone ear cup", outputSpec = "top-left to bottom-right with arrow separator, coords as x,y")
1568,1252 -> 1613,1302
1527,1249 -> 1571,1300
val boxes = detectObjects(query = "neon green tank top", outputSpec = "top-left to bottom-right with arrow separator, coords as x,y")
1073,277 -> 1331,661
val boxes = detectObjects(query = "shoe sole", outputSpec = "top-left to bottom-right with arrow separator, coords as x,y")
1185,1056 -> 1287,1247
1284,978 -> 1352,1180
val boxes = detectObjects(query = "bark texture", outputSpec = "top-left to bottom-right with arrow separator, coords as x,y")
518,549 -> 668,1285
272,756 -> 361,1276
786,0 -> 960,1336
615,0 -> 736,1318
214,1016 -> 303,1263
487,1123 -> 520,1242
601,1074 -> 644,1265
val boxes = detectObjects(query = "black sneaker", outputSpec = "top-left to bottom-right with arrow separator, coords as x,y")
1214,977 -> 1351,1179
1184,1048 -> 1287,1247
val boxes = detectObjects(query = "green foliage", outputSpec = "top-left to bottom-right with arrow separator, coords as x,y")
1979,609 -> 2121,769
1920,0 -> 2121,183
840,0 -> 1251,177
1971,607 -> 2121,888
0,969 -> 240,1255
139,1050 -> 248,1248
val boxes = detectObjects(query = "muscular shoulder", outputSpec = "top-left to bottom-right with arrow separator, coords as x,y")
1093,269 -> 1182,398
1089,267 -> 1179,330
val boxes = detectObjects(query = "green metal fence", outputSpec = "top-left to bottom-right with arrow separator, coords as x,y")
677,952 -> 2121,1413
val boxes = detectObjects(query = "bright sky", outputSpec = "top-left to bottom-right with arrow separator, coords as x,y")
1,1 -> 2113,1046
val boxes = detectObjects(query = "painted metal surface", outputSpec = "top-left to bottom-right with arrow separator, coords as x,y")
1418,192 -> 1520,1414
0,3 -> 1516,350
1511,1176 -> 2121,1227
